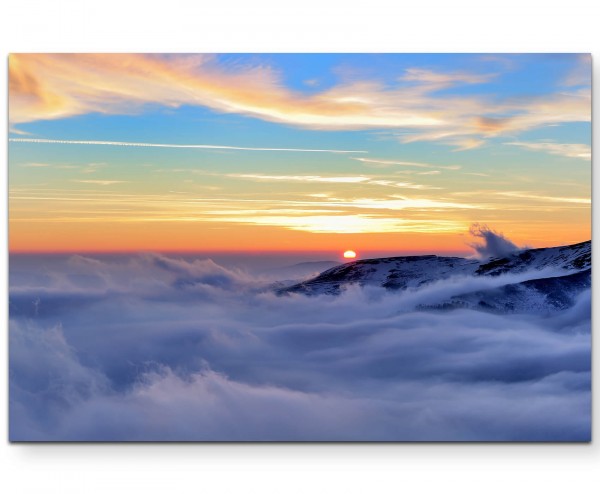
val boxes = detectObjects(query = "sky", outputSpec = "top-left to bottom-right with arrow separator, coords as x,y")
8,53 -> 592,255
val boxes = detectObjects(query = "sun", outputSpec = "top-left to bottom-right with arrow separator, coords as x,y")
343,250 -> 357,259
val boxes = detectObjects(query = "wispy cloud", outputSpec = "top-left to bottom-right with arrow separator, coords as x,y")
9,138 -> 366,154
353,157 -> 460,170
9,186 -> 478,235
399,68 -> 495,85
80,163 -> 108,174
449,138 -> 486,151
367,180 -> 441,190
451,189 -> 590,206
227,173 -> 442,190
9,54 -> 590,150
506,141 -> 591,160
72,180 -> 128,186
393,90 -> 590,149
561,54 -> 591,87
206,214 -> 467,234
227,174 -> 371,184
330,196 -> 475,211
9,126 -> 32,136
19,161 -> 108,173
8,54 -> 439,128
497,191 -> 590,204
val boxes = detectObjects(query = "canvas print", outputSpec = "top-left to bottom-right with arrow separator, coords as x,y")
8,54 -> 591,441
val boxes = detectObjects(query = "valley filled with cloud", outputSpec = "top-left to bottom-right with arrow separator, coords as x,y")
9,245 -> 590,441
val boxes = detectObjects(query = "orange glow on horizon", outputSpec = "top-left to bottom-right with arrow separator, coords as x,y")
8,217 -> 591,257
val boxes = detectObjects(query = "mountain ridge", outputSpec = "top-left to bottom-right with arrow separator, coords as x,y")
278,240 -> 591,315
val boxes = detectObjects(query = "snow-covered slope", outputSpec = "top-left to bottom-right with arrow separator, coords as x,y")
475,240 -> 590,276
279,240 -> 591,314
283,255 -> 480,295
418,268 -> 591,315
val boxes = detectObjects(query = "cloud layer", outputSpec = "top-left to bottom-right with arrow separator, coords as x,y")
9,251 -> 590,441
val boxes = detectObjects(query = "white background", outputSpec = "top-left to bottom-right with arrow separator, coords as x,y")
0,1 -> 598,492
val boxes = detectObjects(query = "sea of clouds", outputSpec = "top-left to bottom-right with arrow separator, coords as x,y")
9,241 -> 591,441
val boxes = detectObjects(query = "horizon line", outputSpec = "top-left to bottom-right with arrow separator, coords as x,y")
8,239 -> 590,257
8,248 -> 474,256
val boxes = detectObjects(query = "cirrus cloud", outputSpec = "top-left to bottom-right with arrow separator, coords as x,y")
506,141 -> 591,160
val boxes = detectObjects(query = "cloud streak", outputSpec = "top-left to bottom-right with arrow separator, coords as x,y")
399,68 -> 496,85
497,191 -> 591,205
506,141 -> 591,160
206,215 -> 466,234
353,157 -> 461,170
72,180 -> 128,186
9,138 -> 366,154
227,173 -> 442,190
227,173 -> 371,183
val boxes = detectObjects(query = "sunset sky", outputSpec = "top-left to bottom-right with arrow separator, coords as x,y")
8,53 -> 591,254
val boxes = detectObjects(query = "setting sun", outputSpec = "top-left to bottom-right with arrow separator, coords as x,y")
343,250 -> 357,259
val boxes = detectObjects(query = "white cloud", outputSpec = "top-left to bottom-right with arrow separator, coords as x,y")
399,68 -> 496,85
497,191 -> 590,204
207,214 -> 466,234
561,54 -> 592,87
227,174 -> 371,183
228,173 -> 442,190
506,141 -> 591,160
353,157 -> 461,170
9,138 -> 366,154
72,180 -> 128,186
